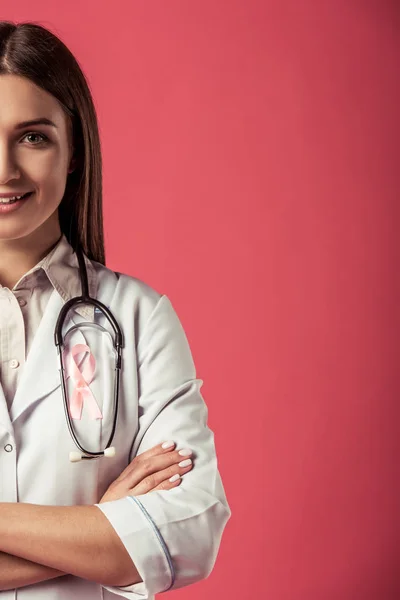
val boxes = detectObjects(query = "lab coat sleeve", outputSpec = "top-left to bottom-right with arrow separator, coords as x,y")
95,294 -> 231,599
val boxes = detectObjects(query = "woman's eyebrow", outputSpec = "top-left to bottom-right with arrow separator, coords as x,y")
14,118 -> 58,129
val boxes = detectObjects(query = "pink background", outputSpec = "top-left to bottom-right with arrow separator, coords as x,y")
3,1 -> 400,598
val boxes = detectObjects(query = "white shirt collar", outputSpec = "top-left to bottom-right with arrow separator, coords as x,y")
7,234 -> 98,320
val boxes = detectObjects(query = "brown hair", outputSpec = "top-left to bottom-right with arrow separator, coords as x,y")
0,20 -> 105,264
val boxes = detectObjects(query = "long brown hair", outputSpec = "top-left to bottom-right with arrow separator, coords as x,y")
0,20 -> 105,264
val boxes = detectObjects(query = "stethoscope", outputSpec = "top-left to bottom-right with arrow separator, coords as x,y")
54,246 -> 124,463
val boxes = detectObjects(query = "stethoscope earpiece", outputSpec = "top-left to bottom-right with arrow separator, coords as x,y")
69,451 -> 83,463
69,446 -> 117,463
103,446 -> 116,458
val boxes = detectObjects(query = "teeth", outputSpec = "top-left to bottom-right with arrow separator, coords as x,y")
0,194 -> 25,204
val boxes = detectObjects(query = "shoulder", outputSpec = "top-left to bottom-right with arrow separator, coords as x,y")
89,260 -> 194,361
89,259 -> 175,335
92,257 -> 162,301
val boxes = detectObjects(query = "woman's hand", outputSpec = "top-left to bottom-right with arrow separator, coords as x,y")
99,441 -> 193,503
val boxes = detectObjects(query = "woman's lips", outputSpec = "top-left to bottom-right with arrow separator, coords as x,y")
0,191 -> 34,214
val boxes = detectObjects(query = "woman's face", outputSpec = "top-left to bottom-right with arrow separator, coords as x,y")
0,74 -> 74,242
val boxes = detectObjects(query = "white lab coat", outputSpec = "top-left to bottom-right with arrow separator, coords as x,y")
0,251 -> 231,599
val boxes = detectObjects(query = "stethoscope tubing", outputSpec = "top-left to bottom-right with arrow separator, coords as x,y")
54,246 -> 124,461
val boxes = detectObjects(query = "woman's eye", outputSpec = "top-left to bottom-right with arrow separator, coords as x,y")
22,132 -> 49,145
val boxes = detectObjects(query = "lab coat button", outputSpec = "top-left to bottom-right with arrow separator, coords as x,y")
9,359 -> 19,369
4,444 -> 13,452
18,298 -> 27,307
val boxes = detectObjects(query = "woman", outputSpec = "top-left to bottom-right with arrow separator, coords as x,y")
0,21 -> 230,599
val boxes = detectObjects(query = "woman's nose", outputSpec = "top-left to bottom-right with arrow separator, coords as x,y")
0,147 -> 20,183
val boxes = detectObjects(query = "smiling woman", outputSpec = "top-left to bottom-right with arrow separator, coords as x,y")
0,22 -> 103,264
0,20 -> 230,600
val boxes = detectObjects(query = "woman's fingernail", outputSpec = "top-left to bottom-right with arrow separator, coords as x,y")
169,474 -> 181,482
162,441 -> 175,449
178,448 -> 192,457
178,459 -> 192,468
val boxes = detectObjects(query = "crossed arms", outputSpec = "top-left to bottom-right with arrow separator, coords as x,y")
0,441 -> 193,591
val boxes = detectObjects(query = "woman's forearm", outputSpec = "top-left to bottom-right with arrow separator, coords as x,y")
0,551 -> 66,591
0,502 -> 140,587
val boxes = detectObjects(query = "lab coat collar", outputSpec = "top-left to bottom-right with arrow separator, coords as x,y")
35,234 -> 98,320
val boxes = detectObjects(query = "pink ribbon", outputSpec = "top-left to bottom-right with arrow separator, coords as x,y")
63,343 -> 103,420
